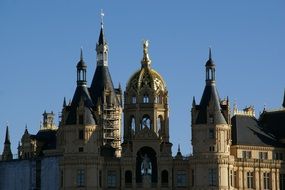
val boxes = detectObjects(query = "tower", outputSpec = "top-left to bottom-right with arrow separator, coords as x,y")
191,49 -> 232,189
89,21 -> 122,156
122,40 -> 172,187
2,125 -> 13,161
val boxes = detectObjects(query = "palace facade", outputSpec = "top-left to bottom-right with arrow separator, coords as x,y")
1,21 -> 285,190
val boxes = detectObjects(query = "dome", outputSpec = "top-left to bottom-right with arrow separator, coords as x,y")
126,40 -> 166,93
126,67 -> 166,93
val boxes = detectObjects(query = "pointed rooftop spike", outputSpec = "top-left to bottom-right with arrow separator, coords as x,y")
192,96 -> 196,107
282,89 -> 285,108
63,97 -> 67,107
4,125 -> 11,144
98,11 -> 105,45
80,47 -> 83,61
178,144 -> 181,152
209,47 -> 212,60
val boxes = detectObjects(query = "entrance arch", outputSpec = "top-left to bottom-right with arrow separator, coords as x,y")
136,146 -> 157,183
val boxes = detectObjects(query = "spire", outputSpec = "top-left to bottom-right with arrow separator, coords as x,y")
4,125 -> 11,144
192,96 -> 196,107
2,125 -> 13,161
283,89 -> 285,108
96,11 -> 108,67
63,97 -> 67,107
76,48 -> 87,86
175,144 -> 182,157
141,40 -> 152,68
195,49 -> 227,125
205,48 -> 216,85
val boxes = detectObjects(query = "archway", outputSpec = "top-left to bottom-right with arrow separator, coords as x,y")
136,146 -> 157,183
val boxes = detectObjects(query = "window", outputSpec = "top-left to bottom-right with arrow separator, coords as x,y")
99,170 -> 102,188
79,115 -> 84,124
131,96 -> 136,104
141,115 -> 151,129
242,151 -> 252,159
280,174 -> 285,190
107,170 -> 116,188
263,172 -> 270,190
76,169 -> 85,187
234,171 -> 237,187
274,152 -> 283,160
209,146 -> 215,152
78,147 -> 84,152
157,116 -> 163,134
209,129 -> 214,139
131,117 -> 136,133
176,170 -> 187,187
209,114 -> 214,123
125,170 -> 132,186
230,170 -> 233,187
259,152 -> 268,160
79,130 -> 84,140
143,95 -> 149,103
247,172 -> 254,188
161,170 -> 168,186
208,169 -> 217,186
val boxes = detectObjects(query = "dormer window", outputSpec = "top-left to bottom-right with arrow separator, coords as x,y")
143,95 -> 149,103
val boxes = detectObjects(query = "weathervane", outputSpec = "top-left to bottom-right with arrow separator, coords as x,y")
100,9 -> 105,26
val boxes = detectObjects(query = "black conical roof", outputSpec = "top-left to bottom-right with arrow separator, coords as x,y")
65,85 -> 96,125
98,25 -> 105,45
4,126 -> 11,144
89,65 -> 119,106
196,85 -> 227,124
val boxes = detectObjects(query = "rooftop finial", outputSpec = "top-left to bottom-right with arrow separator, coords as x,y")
100,9 -> 104,27
141,40 -> 151,68
5,125 -> 11,144
178,144 -> 181,152
209,47 -> 212,60
80,47 -> 83,61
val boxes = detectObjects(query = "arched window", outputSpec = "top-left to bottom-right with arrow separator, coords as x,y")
161,170 -> 168,186
141,115 -> 151,129
125,170 -> 132,185
131,117 -> 136,133
131,96 -> 136,104
143,94 -> 149,103
157,115 -> 163,134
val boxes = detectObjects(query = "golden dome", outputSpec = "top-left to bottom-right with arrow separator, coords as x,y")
126,41 -> 166,93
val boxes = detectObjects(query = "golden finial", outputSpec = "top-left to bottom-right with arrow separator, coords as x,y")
141,40 -> 151,68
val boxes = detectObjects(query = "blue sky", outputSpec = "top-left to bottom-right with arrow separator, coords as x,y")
0,1 -> 284,156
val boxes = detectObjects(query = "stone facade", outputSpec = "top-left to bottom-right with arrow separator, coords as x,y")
1,22 -> 285,190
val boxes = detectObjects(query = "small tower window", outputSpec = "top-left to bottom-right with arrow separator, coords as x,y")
79,130 -> 84,140
131,117 -> 136,133
141,115 -> 151,129
132,96 -> 136,104
157,115 -> 163,135
209,129 -> 214,139
143,95 -> 149,103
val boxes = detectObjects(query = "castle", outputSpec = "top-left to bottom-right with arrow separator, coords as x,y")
1,20 -> 285,190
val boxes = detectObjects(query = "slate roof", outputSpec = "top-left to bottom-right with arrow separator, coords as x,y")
231,115 -> 280,147
259,109 -> 285,141
196,84 -> 227,124
89,65 -> 119,106
65,85 -> 96,125
35,129 -> 57,150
